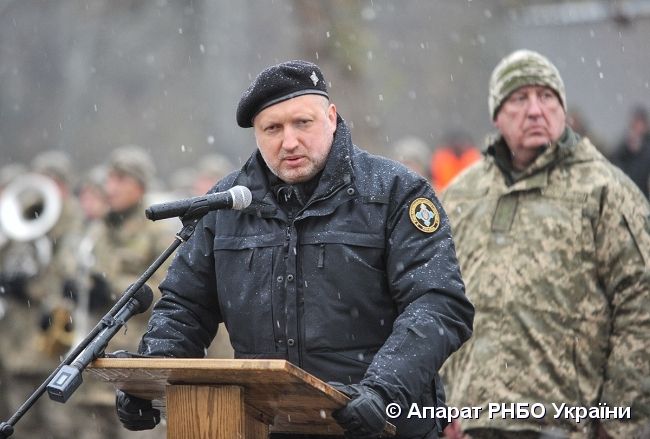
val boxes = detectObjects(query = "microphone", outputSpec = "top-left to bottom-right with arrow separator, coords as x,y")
145,185 -> 252,221
46,285 -> 154,403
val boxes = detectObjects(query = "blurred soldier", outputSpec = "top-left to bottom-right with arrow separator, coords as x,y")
0,151 -> 83,438
65,166 -> 110,344
566,106 -> 609,155
77,165 -> 109,222
611,105 -> 650,199
29,151 -> 84,304
390,136 -> 432,181
442,50 -> 650,438
169,166 -> 196,199
191,153 -> 235,196
91,144 -> 171,319
62,163 -> 124,439
0,163 -> 27,252
73,145 -> 171,439
0,163 -> 27,428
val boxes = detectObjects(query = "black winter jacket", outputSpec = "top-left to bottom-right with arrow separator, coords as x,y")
140,116 -> 474,438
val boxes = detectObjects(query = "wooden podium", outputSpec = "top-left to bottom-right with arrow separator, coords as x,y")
89,358 -> 396,438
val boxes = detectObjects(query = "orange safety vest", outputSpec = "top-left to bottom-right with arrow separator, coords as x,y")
430,147 -> 480,192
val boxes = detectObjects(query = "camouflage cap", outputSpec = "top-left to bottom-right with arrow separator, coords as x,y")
0,163 -> 27,188
197,153 -> 235,180
391,136 -> 431,165
79,165 -> 108,191
31,150 -> 73,185
488,49 -> 566,120
108,145 -> 155,188
169,166 -> 196,194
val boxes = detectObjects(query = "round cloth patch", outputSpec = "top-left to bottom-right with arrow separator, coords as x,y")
409,198 -> 440,233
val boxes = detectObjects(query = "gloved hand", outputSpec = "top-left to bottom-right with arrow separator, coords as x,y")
62,274 -> 112,311
329,382 -> 387,438
62,278 -> 79,302
115,389 -> 160,431
0,274 -> 28,300
88,273 -> 113,311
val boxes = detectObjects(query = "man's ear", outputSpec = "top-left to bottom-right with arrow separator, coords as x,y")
492,112 -> 501,131
328,103 -> 337,124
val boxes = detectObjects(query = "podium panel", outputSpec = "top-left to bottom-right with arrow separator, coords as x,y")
89,358 -> 396,438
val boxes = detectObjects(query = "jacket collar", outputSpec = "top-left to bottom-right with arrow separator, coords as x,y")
311,114 -> 355,200
105,202 -> 143,227
486,126 -> 579,187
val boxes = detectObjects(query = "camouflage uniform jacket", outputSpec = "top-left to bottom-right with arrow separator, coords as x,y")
89,203 -> 172,352
441,128 -> 650,437
0,197 -> 82,375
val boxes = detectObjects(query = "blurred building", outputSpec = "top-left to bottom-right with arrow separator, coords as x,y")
1,1 -> 647,178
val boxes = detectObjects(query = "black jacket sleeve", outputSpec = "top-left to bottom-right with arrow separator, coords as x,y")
360,179 -> 474,408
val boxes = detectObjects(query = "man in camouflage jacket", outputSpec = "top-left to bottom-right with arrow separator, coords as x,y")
442,50 -> 650,438
74,145 -> 172,439
0,152 -> 83,438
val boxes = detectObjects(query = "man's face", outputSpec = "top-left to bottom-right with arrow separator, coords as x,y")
105,169 -> 145,213
494,85 -> 566,167
253,94 -> 337,184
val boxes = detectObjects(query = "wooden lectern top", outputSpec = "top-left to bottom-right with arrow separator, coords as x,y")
89,358 -> 396,436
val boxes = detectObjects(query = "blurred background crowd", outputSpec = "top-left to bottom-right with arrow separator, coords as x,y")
0,1 -> 649,438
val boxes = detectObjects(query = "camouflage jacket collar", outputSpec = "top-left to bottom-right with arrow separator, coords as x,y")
486,126 -> 580,187
105,202 -> 143,228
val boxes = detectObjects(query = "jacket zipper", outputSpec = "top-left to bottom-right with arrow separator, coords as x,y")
292,182 -> 349,367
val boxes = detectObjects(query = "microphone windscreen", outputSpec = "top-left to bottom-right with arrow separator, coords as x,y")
229,186 -> 253,210
132,284 -> 154,314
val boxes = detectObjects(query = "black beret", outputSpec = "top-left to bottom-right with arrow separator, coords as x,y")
236,60 -> 329,128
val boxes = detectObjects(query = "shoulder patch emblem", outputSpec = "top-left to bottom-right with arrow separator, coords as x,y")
409,198 -> 440,233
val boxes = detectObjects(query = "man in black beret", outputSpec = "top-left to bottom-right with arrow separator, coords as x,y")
236,59 -> 329,128
116,60 -> 474,439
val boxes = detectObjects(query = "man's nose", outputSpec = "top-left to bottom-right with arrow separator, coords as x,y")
526,95 -> 543,117
281,126 -> 299,150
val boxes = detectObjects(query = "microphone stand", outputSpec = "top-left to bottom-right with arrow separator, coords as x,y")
0,216 -> 201,439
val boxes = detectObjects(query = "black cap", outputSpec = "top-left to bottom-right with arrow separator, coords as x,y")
236,60 -> 329,128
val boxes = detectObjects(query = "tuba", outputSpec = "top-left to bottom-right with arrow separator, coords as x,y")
0,173 -> 62,242
0,173 -> 62,277
0,173 -> 70,358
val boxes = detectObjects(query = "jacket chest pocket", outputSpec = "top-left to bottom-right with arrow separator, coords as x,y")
299,231 -> 394,351
504,191 -> 594,313
213,233 -> 284,354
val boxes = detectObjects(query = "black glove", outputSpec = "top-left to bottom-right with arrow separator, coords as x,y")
115,389 -> 160,431
330,382 -> 387,438
62,274 -> 112,311
88,273 -> 113,311
0,274 -> 28,300
62,278 -> 79,302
